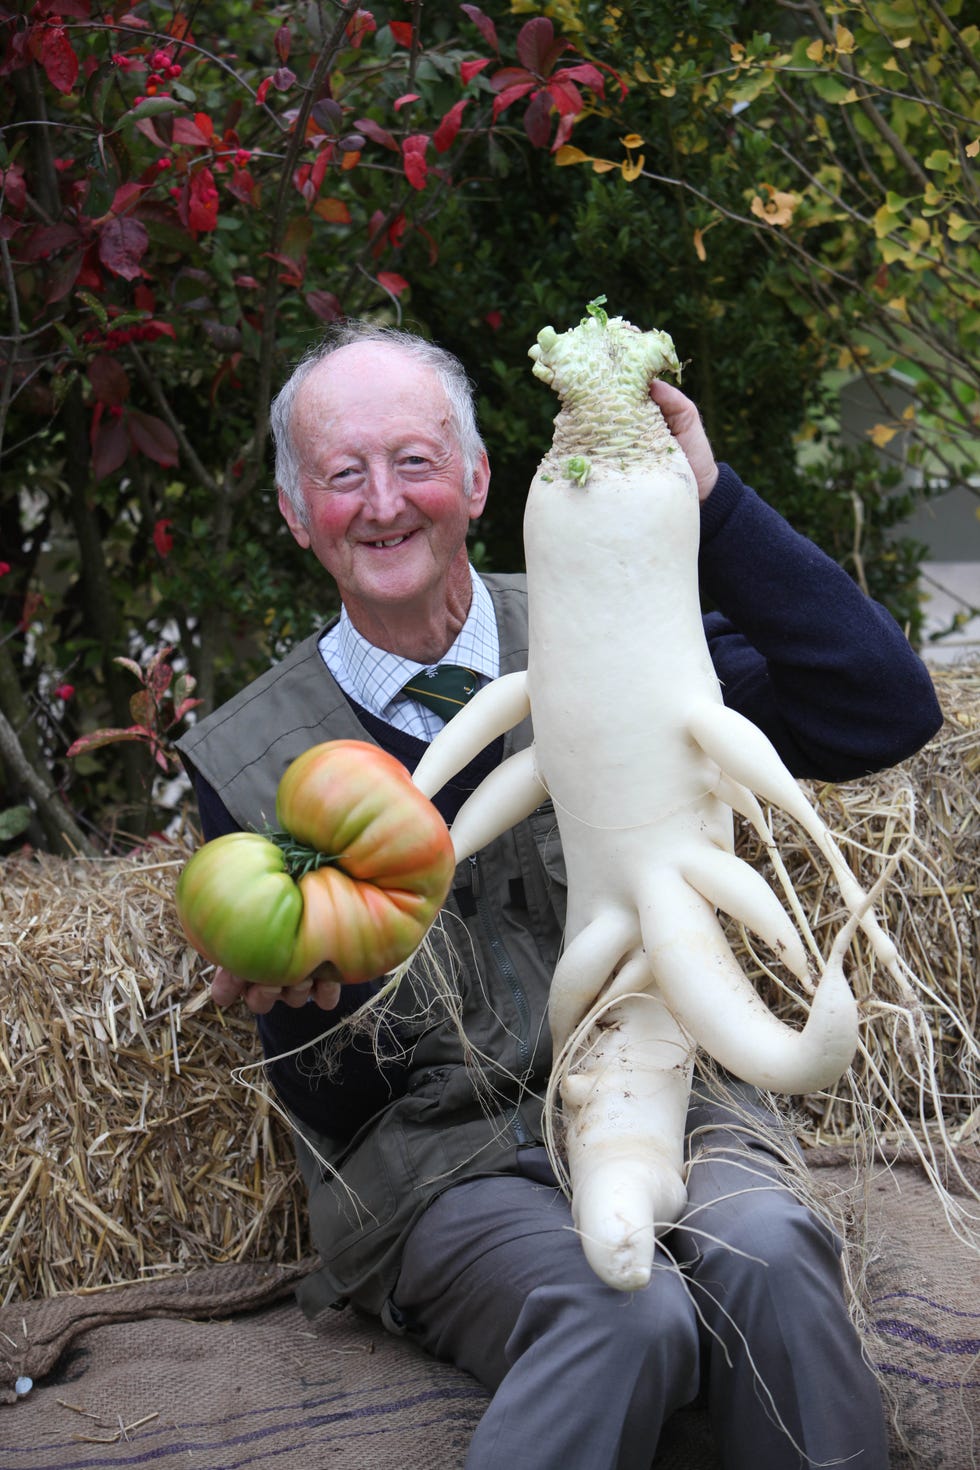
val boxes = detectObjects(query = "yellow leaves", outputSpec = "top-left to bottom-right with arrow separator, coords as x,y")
634,57 -> 676,98
556,145 -> 591,166
908,215 -> 931,248
869,404 -> 915,448
948,212 -> 978,242
807,26 -> 854,59
692,218 -> 720,262
874,199 -> 933,264
554,136 -> 644,182
873,193 -> 911,238
815,164 -> 845,195
750,184 -> 799,227
967,139 -> 980,159
837,344 -> 871,371
620,135 -> 645,181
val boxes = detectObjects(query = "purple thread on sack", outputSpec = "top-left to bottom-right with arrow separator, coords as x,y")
877,1362 -> 980,1390
874,1317 -> 980,1355
0,1385 -> 486,1469
873,1290 -> 980,1320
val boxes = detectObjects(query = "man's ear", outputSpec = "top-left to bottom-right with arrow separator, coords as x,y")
468,452 -> 490,521
278,486 -> 311,548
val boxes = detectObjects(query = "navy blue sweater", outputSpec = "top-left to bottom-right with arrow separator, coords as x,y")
189,467 -> 943,1132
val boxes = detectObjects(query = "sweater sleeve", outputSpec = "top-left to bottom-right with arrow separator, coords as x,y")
698,465 -> 943,781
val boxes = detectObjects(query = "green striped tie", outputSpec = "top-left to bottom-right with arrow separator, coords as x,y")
402,665 -> 479,722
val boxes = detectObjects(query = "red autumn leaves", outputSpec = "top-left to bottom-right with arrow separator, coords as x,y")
462,8 -> 609,152
339,9 -> 608,205
87,348 -> 179,483
5,2 -> 610,489
5,6 -> 79,94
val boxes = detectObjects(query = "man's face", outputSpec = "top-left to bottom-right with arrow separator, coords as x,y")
279,344 -> 489,629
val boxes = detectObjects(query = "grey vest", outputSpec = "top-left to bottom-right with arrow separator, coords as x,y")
178,575 -> 568,1317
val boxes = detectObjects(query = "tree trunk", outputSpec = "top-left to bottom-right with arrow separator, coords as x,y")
60,383 -> 151,824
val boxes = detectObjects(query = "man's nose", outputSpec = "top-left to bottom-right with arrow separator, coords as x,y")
363,464 -> 406,519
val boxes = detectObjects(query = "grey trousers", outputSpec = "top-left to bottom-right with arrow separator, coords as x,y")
391,1084 -> 889,1470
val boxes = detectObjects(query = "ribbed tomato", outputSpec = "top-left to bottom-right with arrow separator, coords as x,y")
177,740 -> 455,986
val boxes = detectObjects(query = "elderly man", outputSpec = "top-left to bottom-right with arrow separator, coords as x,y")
178,322 -> 941,1470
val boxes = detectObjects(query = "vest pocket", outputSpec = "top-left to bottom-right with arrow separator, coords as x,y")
301,1092 -> 446,1288
528,800 -> 566,885
527,801 -> 567,935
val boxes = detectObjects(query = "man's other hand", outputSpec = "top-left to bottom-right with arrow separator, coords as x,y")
650,378 -> 720,502
211,965 -> 343,1014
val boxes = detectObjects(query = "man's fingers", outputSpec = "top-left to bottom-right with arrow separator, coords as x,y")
211,966 -> 247,1007
210,967 -> 342,1014
278,980 -> 314,1009
311,977 -> 343,1010
649,378 -> 719,501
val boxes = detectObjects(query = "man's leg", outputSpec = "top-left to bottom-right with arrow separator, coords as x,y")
673,1081 -> 889,1470
392,1151 -> 701,1470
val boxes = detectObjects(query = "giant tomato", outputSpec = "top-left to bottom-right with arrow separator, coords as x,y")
177,740 -> 455,986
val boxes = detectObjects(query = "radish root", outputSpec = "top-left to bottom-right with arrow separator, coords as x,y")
411,304 -> 903,1290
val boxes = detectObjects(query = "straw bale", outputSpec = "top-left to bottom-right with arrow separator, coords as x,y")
0,847 -> 310,1306
730,665 -> 979,1145
1,668 -> 977,1303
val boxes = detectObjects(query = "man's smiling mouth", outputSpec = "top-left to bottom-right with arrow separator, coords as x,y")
368,534 -> 412,548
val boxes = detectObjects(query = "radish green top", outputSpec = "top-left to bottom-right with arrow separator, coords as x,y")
528,299 -> 681,469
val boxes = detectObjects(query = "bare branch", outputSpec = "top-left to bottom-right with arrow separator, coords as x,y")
0,706 -> 97,857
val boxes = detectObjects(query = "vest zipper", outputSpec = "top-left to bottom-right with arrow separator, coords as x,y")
469,853 -> 532,1145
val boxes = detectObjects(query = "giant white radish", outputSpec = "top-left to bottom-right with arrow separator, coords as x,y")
411,301 -> 900,1291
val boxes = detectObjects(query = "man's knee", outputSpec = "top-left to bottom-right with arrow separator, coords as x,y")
685,1184 -> 844,1329
506,1269 -> 701,1379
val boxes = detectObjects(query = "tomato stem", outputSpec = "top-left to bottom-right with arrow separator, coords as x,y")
263,828 -> 340,878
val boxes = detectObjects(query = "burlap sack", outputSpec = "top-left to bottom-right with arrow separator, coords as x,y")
2,1162 -> 978,1468
0,1279 -> 488,1469
860,1166 -> 980,1468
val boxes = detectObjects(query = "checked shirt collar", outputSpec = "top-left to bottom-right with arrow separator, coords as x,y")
318,566 -> 499,741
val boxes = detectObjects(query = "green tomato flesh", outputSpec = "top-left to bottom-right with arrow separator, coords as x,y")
176,832 -> 307,986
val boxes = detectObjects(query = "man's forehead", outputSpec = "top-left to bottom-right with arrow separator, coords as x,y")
307,340 -> 441,397
294,343 -> 455,460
